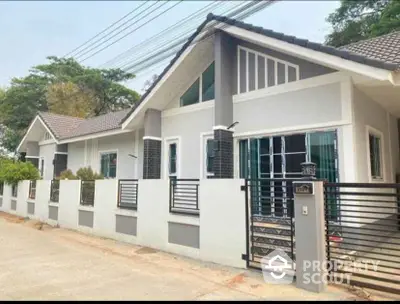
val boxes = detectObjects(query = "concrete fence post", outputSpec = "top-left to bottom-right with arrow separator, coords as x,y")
293,180 -> 327,293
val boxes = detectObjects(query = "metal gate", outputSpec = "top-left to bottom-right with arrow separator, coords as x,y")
243,178 -> 296,270
324,182 -> 400,294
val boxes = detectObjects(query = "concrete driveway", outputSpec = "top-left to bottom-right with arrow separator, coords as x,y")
0,212 -> 376,300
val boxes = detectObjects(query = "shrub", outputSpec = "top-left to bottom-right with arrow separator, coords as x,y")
58,169 -> 78,180
59,167 -> 103,180
76,167 -> 104,180
0,160 -> 40,185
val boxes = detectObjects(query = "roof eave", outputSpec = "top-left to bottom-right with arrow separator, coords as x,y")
16,115 -> 59,153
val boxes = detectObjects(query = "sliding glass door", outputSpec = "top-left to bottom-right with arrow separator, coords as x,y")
239,130 -> 338,217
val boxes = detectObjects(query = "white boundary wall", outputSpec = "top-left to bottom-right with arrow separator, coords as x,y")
0,179 -> 247,269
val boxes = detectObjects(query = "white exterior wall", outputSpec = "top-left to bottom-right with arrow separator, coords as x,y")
353,87 -> 399,183
66,141 -> 85,174
66,132 -> 139,179
39,143 -> 56,180
58,180 -> 80,229
161,74 -> 346,180
161,107 -> 214,179
0,179 -> 247,269
97,132 -> 137,179
15,181 -> 29,217
233,82 -> 342,135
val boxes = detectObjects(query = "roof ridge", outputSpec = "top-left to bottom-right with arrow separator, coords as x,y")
38,111 -> 86,121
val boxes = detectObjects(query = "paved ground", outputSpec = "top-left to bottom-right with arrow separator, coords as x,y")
0,212 -> 391,300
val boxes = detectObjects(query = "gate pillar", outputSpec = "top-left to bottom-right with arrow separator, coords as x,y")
293,180 -> 327,293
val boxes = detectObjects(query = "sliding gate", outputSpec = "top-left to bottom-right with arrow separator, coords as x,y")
324,182 -> 400,295
243,178 -> 296,270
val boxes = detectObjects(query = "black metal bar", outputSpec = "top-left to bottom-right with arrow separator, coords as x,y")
325,182 -> 400,188
117,179 -> 138,210
169,179 -> 199,215
80,180 -> 95,206
28,180 -> 36,200
244,179 -> 250,268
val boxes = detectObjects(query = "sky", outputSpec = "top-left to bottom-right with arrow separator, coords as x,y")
0,0 -> 340,93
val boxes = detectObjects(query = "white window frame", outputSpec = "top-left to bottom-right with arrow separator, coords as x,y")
99,149 -> 118,179
366,126 -> 385,182
164,137 -> 181,179
237,45 -> 300,95
200,132 -> 214,179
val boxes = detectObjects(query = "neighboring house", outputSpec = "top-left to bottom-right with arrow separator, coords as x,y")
18,14 -> 400,189
17,110 -> 142,180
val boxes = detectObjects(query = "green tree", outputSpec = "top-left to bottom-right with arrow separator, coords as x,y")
0,159 -> 40,186
46,81 -> 94,118
0,56 -> 140,152
325,0 -> 400,47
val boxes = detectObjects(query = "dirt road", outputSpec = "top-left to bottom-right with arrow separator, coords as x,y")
0,212 -> 374,300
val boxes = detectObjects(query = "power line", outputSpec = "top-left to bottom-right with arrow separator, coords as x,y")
126,0 -> 275,77
122,1 -> 262,73
79,1 -> 183,63
114,1 -> 237,70
74,1 -> 166,60
119,1 -> 252,71
101,0 -> 228,68
63,1 -> 149,58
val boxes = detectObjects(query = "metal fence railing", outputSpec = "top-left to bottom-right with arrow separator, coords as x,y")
50,180 -> 60,203
28,180 -> 36,200
80,180 -> 95,206
118,179 -> 138,210
169,179 -> 199,215
11,184 -> 18,198
324,182 -> 400,295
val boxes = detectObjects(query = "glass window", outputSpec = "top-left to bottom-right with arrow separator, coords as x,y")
206,139 -> 215,175
180,62 -> 215,107
202,63 -> 215,102
100,152 -> 117,178
169,143 -> 177,176
369,133 -> 382,179
180,79 -> 200,107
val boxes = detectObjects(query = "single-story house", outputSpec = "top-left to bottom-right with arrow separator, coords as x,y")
17,14 -> 400,188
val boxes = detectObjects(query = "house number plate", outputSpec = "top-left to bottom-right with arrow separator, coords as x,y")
293,182 -> 314,195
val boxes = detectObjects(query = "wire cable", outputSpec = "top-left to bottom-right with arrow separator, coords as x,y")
74,1 -> 165,60
63,1 -> 149,58
122,1 -> 264,73
101,0 -> 228,68
79,1 -> 183,63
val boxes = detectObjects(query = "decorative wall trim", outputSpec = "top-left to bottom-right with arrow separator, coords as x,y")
233,71 -> 346,104
233,120 -> 350,139
162,100 -> 214,118
142,136 -> 162,141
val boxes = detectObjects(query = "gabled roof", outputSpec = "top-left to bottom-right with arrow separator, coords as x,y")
61,109 -> 130,139
121,14 -> 400,125
340,31 -> 400,67
38,112 -> 84,139
37,109 -> 130,140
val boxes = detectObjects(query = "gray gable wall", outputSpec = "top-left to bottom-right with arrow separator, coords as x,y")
230,37 -> 337,95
